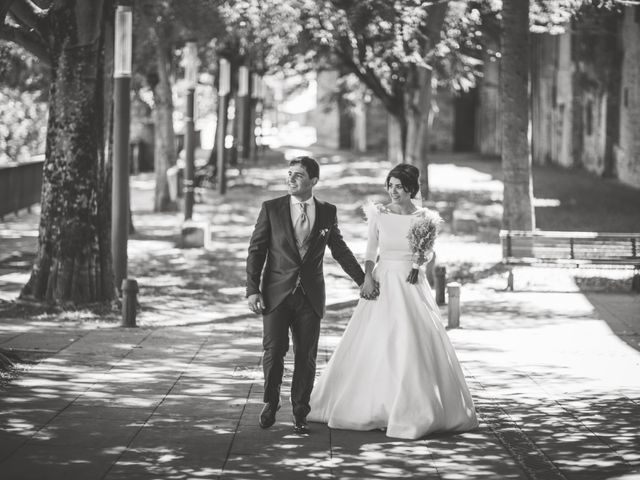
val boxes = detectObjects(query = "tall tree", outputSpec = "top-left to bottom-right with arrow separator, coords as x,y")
296,0 -> 486,199
501,0 -> 535,231
0,0 -> 116,304
134,0 -> 222,212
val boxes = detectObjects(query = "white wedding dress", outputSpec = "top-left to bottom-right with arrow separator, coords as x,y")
308,204 -> 478,439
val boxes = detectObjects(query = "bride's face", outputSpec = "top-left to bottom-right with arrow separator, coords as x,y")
387,177 -> 411,204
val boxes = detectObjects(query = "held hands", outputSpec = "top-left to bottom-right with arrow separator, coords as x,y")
360,273 -> 380,300
248,293 -> 265,314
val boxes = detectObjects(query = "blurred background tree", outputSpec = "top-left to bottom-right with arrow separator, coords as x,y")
133,0 -> 222,212
0,41 -> 48,164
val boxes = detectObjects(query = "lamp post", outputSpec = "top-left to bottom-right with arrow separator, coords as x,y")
251,73 -> 263,163
112,3 -> 132,292
217,58 -> 230,194
183,41 -> 198,220
237,65 -> 249,163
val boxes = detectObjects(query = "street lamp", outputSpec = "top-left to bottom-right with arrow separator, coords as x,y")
251,73 -> 264,163
183,41 -> 198,220
217,58 -> 230,194
237,65 -> 250,162
112,3 -> 132,293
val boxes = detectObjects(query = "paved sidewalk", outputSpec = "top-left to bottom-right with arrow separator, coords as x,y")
0,274 -> 639,479
1,148 -> 639,479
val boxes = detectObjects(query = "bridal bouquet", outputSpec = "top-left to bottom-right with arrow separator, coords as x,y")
406,210 -> 443,284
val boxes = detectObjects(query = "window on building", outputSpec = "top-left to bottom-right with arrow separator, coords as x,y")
585,101 -> 593,136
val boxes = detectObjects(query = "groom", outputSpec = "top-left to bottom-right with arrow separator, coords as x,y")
246,156 -> 366,434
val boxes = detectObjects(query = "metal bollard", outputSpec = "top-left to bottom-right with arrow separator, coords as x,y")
447,282 -> 461,329
507,269 -> 514,291
435,266 -> 446,305
426,251 -> 437,287
632,268 -> 640,293
121,278 -> 139,328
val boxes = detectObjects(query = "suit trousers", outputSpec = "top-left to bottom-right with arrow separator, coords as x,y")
262,288 -> 321,418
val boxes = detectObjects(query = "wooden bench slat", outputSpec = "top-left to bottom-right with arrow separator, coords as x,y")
500,229 -> 640,270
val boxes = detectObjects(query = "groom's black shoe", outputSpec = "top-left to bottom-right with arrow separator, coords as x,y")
259,402 -> 280,429
293,415 -> 309,435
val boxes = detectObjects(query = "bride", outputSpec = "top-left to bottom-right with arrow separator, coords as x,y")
308,163 -> 478,439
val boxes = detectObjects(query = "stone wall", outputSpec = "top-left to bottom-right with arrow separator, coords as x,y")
518,7 -> 640,189
617,6 -> 640,188
531,33 -> 574,168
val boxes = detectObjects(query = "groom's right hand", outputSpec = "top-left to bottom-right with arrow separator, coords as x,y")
248,293 -> 265,314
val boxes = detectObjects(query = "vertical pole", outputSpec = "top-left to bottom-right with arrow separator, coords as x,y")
183,41 -> 198,220
251,74 -> 263,163
447,282 -> 461,328
121,279 -> 138,327
218,58 -> 230,195
184,87 -> 195,220
112,4 -> 132,293
435,265 -> 447,305
237,66 -> 249,163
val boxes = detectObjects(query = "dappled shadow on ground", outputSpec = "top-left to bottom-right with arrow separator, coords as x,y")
0,303 -> 639,479
125,150 -> 512,327
1,149 -> 640,478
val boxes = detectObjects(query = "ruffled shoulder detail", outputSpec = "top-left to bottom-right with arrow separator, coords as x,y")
362,202 -> 384,222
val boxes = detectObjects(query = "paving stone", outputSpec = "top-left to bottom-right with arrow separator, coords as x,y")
0,444 -> 124,480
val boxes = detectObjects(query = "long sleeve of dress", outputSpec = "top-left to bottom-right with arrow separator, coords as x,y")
364,205 -> 379,263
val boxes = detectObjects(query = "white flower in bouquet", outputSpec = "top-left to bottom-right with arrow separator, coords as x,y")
406,209 -> 443,284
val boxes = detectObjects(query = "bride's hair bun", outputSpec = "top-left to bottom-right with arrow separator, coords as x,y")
385,163 -> 420,198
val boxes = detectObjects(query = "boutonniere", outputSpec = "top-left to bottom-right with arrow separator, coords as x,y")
319,228 -> 330,238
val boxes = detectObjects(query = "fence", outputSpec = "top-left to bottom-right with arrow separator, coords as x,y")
0,156 -> 44,218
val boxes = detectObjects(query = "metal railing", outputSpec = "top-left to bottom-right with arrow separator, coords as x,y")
0,156 -> 44,218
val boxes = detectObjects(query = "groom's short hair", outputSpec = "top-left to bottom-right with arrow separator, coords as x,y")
290,156 -> 320,180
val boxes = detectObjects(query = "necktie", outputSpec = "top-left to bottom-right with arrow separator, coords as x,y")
294,202 -> 311,257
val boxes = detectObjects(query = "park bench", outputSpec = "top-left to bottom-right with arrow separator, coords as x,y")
499,230 -> 640,293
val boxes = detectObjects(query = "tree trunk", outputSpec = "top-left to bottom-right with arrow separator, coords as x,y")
500,0 -> 535,232
602,13 -> 622,179
405,66 -> 433,200
21,1 -> 115,304
153,37 -> 177,212
387,113 -> 406,164
209,93 -> 230,170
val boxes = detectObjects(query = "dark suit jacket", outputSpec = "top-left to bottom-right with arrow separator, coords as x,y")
246,195 -> 365,317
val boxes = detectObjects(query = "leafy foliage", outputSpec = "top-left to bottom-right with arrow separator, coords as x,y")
0,42 -> 48,163
0,42 -> 49,94
0,86 -> 47,163
217,0 -> 302,72
132,0 -> 223,92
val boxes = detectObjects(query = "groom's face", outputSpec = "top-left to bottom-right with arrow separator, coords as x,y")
287,164 -> 317,198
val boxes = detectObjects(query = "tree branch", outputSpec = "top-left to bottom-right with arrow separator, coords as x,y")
0,23 -> 50,65
0,0 -> 16,25
334,43 -> 397,114
8,0 -> 48,30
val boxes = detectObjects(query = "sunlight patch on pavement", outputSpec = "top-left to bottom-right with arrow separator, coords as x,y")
136,275 -> 186,288
0,272 -> 30,284
129,240 -> 177,254
218,287 -> 245,296
430,164 -> 503,194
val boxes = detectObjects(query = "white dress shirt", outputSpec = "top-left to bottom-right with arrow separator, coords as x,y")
290,196 -> 316,231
